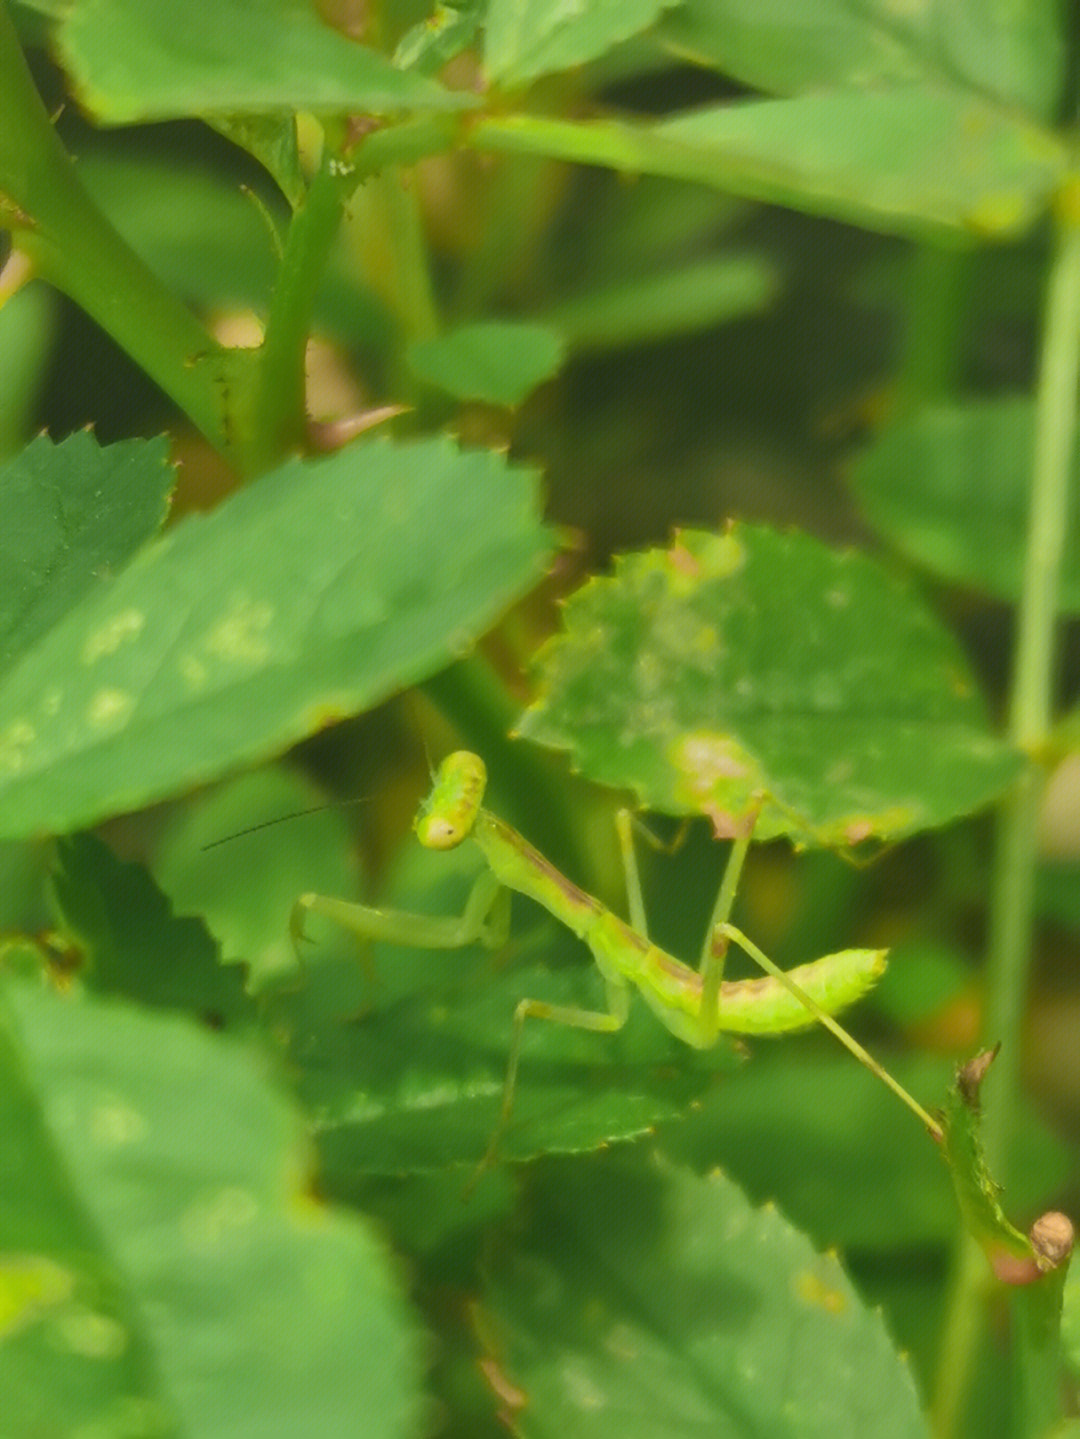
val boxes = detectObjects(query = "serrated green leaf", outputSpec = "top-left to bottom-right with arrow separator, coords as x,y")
0,436 -> 554,839
50,832 -> 252,1025
485,0 -> 678,88
479,1152 -> 928,1437
0,977 -> 425,1437
659,0 -> 1066,120
541,253 -> 778,352
671,1052 -> 957,1254
407,321 -> 566,405
519,524 -> 1022,845
0,433 -> 173,675
57,0 -> 478,123
849,397 -> 1080,610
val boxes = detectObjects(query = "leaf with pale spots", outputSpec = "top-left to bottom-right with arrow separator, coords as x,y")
518,524 -> 1022,845
0,434 -> 554,839
0,976 -> 425,1436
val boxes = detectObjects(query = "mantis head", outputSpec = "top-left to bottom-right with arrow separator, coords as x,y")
415,751 -> 487,850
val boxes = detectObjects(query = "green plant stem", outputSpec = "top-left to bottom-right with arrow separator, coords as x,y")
929,1235 -> 988,1439
985,184 -> 1080,1177
342,167 -> 438,355
352,114 -> 461,180
895,247 -> 971,414
468,113 -> 689,178
0,4 -> 242,459
1012,1260 -> 1071,1438
247,156 -> 350,471
932,177 -> 1080,1439
378,172 -> 439,343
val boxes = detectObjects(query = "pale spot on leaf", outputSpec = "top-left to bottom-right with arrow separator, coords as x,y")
90,1099 -> 146,1146
204,596 -> 274,665
82,609 -> 146,665
87,688 -> 134,728
0,1254 -> 75,1339
57,1306 -> 128,1359
0,718 -> 36,775
795,1267 -> 847,1315
182,1187 -> 260,1251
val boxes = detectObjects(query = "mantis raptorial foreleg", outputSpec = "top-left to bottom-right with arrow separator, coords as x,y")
291,867 -> 510,956
289,751 -> 938,1168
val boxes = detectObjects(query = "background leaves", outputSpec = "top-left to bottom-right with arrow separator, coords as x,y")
520,525 -> 1022,844
3,0 -> 1079,1434
849,397 -> 1080,609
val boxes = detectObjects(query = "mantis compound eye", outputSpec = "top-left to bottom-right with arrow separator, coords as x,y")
417,814 -> 466,849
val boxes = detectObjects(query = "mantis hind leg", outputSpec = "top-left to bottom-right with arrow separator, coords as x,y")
713,923 -> 936,1131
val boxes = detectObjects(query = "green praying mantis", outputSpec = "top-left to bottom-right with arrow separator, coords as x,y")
290,751 -> 939,1166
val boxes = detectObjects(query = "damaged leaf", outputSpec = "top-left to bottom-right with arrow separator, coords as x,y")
519,524 -> 1021,846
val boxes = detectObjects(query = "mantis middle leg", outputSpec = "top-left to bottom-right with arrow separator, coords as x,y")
475,975 -> 633,1178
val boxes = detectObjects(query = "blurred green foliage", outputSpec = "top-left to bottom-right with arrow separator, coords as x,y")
1,3 -> 1078,1436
